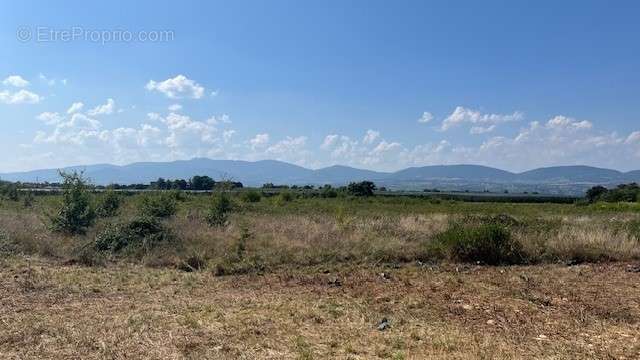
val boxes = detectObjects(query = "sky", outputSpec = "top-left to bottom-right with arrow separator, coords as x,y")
1,0 -> 640,173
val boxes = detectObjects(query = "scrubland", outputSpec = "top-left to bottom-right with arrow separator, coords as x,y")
1,192 -> 640,358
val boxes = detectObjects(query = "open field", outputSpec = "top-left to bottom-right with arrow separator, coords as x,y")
2,257 -> 639,359
1,192 -> 640,358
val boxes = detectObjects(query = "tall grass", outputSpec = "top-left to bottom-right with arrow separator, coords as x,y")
1,193 -> 640,272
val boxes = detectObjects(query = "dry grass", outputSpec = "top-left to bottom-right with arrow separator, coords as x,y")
2,196 -> 640,357
1,256 -> 639,359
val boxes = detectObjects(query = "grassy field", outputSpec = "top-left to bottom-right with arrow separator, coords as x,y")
1,191 -> 640,358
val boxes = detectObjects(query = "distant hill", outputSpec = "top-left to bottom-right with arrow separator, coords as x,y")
392,165 -> 516,182
516,166 -> 624,183
2,158 -> 640,195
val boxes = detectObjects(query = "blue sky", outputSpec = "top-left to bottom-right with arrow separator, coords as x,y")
1,0 -> 640,172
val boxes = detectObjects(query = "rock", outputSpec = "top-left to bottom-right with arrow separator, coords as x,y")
486,319 -> 495,325
328,277 -> 341,287
626,265 -> 640,273
377,318 -> 391,331
380,272 -> 391,280
462,304 -> 473,311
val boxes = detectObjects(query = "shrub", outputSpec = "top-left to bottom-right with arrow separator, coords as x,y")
177,253 -> 207,272
205,192 -> 232,227
50,171 -> 96,235
137,193 -> 177,218
94,216 -> 174,254
320,187 -> 338,198
428,223 -> 525,265
274,190 -> 295,206
0,230 -> 17,255
22,191 -> 34,208
241,190 -> 262,203
96,190 -> 121,217
5,185 -> 19,201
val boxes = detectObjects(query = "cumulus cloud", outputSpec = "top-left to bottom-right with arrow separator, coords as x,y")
146,75 -> 205,99
3,75 -> 29,87
363,129 -> 380,144
67,102 -> 84,114
0,89 -> 41,104
207,114 -> 231,125
36,112 -> 64,125
545,115 -> 592,130
88,98 -> 115,116
418,111 -> 434,124
249,133 -> 270,149
441,106 -> 523,131
168,103 -> 182,112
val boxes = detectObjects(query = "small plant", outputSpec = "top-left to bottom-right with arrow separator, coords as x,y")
428,223 -> 525,265
0,230 -> 17,254
22,191 -> 34,208
96,190 -> 121,217
137,192 -> 177,218
205,191 -> 232,227
50,171 -> 96,235
240,190 -> 262,203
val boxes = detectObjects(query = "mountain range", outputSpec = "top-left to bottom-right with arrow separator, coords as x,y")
1,158 -> 639,195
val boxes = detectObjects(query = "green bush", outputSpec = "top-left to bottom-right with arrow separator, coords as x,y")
137,193 -> 177,218
240,190 -> 262,203
5,185 -> 19,201
428,223 -> 525,265
50,171 -> 96,235
96,190 -> 121,217
94,216 -> 174,254
205,192 -> 232,227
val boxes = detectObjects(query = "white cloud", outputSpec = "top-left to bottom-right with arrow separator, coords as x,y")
626,131 -> 640,144
38,73 -> 57,86
67,102 -> 84,114
146,75 -> 205,99
223,130 -> 236,142
418,111 -> 434,124
321,134 -> 340,150
0,89 -> 41,104
441,106 -> 523,131
168,103 -> 182,112
36,112 -> 64,125
546,115 -> 592,130
207,114 -> 231,125
363,129 -> 380,144
3,75 -> 29,88
249,133 -> 270,149
470,125 -> 496,134
88,98 -> 115,116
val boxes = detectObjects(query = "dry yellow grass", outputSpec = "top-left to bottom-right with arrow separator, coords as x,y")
1,256 -> 639,359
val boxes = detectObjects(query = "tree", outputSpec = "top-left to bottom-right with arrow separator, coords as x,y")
347,181 -> 376,197
190,175 -> 216,190
586,185 -> 608,203
50,171 -> 96,234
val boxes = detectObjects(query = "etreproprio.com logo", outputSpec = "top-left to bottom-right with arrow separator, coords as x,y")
17,26 -> 174,44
